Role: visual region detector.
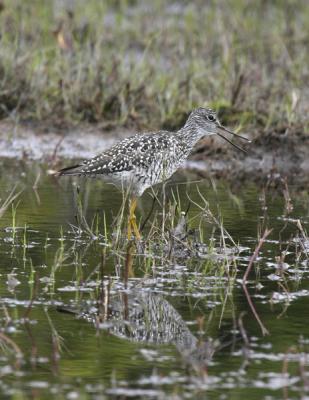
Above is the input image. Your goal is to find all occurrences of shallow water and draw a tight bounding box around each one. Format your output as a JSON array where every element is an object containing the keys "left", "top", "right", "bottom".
[{"left": 0, "top": 160, "right": 309, "bottom": 399}]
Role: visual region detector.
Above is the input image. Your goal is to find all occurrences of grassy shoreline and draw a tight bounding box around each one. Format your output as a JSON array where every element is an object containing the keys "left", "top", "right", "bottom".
[{"left": 0, "top": 0, "right": 308, "bottom": 134}]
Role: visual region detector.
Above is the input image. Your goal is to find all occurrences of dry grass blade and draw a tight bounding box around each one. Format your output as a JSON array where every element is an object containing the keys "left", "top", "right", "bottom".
[
  {"left": 296, "top": 219, "right": 309, "bottom": 257},
  {"left": 0, "top": 185, "right": 23, "bottom": 218},
  {"left": 242, "top": 228, "right": 272, "bottom": 336},
  {"left": 187, "top": 185, "right": 238, "bottom": 248}
]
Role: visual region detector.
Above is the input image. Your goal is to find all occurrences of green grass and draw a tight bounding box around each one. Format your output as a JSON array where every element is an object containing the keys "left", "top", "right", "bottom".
[{"left": 0, "top": 0, "right": 308, "bottom": 132}]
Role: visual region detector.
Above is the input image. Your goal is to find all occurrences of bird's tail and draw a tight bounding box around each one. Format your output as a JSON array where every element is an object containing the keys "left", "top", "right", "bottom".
[{"left": 54, "top": 164, "right": 84, "bottom": 177}]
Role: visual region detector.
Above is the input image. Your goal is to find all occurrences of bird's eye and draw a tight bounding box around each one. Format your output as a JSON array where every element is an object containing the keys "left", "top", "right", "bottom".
[{"left": 207, "top": 114, "right": 215, "bottom": 122}]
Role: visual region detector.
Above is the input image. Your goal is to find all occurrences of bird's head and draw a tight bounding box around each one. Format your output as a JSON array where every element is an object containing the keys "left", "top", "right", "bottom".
[
  {"left": 185, "top": 107, "right": 250, "bottom": 152},
  {"left": 186, "top": 107, "right": 218, "bottom": 136}
]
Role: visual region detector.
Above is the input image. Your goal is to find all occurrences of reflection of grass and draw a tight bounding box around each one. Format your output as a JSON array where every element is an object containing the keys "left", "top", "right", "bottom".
[{"left": 0, "top": 1, "right": 308, "bottom": 132}]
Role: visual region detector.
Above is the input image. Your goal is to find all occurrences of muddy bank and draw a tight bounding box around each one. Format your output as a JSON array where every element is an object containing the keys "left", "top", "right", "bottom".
[
  {"left": 0, "top": 120, "right": 308, "bottom": 184},
  {"left": 0, "top": 121, "right": 129, "bottom": 160},
  {"left": 191, "top": 124, "right": 309, "bottom": 185}
]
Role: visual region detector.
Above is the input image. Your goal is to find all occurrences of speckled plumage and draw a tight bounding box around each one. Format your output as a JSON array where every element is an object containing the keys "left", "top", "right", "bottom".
[{"left": 58, "top": 108, "right": 237, "bottom": 196}]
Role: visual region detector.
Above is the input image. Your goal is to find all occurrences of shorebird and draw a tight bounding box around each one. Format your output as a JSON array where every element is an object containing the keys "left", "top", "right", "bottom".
[{"left": 57, "top": 107, "right": 249, "bottom": 240}]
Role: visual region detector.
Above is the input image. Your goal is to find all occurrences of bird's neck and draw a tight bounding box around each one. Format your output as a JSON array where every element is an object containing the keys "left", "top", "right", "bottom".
[{"left": 176, "top": 123, "right": 205, "bottom": 148}]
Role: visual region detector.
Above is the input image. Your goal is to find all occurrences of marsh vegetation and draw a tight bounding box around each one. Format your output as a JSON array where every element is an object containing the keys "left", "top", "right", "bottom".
[{"left": 0, "top": 0, "right": 308, "bottom": 131}]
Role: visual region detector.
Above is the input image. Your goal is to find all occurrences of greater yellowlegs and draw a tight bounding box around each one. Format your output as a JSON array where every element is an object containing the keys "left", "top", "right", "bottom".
[{"left": 57, "top": 108, "right": 249, "bottom": 239}]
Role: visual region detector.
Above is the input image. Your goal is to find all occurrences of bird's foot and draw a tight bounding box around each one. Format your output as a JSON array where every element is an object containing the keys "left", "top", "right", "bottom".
[{"left": 127, "top": 215, "right": 141, "bottom": 241}]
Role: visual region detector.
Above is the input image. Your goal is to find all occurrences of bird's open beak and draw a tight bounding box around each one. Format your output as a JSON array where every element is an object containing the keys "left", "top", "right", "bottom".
[{"left": 215, "top": 123, "right": 251, "bottom": 153}]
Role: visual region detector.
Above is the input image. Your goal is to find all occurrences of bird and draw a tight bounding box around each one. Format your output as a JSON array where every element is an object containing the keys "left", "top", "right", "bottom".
[{"left": 57, "top": 107, "right": 250, "bottom": 240}]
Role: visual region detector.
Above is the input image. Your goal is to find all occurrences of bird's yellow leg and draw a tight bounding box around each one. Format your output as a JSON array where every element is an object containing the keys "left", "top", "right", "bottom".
[
  {"left": 127, "top": 219, "right": 132, "bottom": 241},
  {"left": 132, "top": 217, "right": 141, "bottom": 241},
  {"left": 127, "top": 197, "right": 141, "bottom": 241}
]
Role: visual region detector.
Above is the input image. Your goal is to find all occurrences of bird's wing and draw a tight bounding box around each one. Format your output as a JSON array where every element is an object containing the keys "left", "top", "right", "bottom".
[
  {"left": 57, "top": 132, "right": 172, "bottom": 176},
  {"left": 113, "top": 131, "right": 173, "bottom": 171}
]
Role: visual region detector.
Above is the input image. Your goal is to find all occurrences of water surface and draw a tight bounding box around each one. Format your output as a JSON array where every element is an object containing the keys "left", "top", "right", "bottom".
[{"left": 0, "top": 160, "right": 308, "bottom": 399}]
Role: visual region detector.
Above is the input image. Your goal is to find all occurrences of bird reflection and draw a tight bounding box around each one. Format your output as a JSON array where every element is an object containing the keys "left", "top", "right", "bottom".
[
  {"left": 59, "top": 288, "right": 217, "bottom": 374},
  {"left": 58, "top": 242, "right": 219, "bottom": 374}
]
